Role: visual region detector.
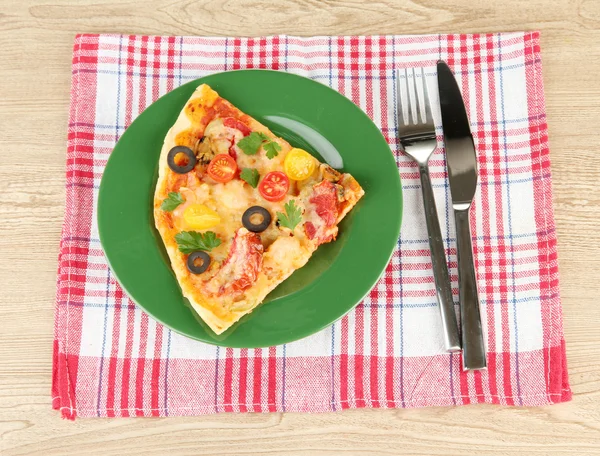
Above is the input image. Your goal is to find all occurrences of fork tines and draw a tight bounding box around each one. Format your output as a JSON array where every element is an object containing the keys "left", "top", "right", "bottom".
[{"left": 396, "top": 67, "right": 434, "bottom": 133}]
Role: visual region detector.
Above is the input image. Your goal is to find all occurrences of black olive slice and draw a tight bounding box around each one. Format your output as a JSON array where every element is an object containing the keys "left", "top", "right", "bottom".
[
  {"left": 242, "top": 206, "right": 272, "bottom": 233},
  {"left": 167, "top": 146, "right": 197, "bottom": 174},
  {"left": 187, "top": 251, "right": 211, "bottom": 274}
]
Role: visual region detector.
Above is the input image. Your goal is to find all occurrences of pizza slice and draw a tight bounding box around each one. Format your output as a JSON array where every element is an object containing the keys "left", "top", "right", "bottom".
[{"left": 154, "top": 84, "right": 364, "bottom": 334}]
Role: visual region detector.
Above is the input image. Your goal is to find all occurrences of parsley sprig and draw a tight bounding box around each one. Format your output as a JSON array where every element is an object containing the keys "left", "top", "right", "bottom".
[
  {"left": 236, "top": 131, "right": 281, "bottom": 159},
  {"left": 175, "top": 231, "right": 221, "bottom": 254},
  {"left": 276, "top": 200, "right": 302, "bottom": 231},
  {"left": 160, "top": 192, "right": 185, "bottom": 211},
  {"left": 240, "top": 168, "right": 260, "bottom": 188},
  {"left": 263, "top": 141, "right": 282, "bottom": 159}
]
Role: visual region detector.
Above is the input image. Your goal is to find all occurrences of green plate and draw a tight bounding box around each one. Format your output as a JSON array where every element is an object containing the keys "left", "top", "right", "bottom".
[{"left": 98, "top": 70, "right": 402, "bottom": 348}]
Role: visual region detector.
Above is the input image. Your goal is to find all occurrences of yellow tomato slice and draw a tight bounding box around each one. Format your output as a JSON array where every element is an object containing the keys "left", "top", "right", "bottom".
[
  {"left": 183, "top": 204, "right": 221, "bottom": 230},
  {"left": 284, "top": 148, "right": 316, "bottom": 181}
]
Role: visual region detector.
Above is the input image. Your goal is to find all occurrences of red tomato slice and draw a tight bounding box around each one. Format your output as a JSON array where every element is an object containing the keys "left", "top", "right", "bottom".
[
  {"left": 222, "top": 117, "right": 251, "bottom": 136},
  {"left": 304, "top": 221, "right": 317, "bottom": 240},
  {"left": 207, "top": 154, "right": 237, "bottom": 183},
  {"left": 216, "top": 229, "right": 263, "bottom": 297},
  {"left": 309, "top": 180, "right": 338, "bottom": 226},
  {"left": 258, "top": 171, "right": 290, "bottom": 202}
]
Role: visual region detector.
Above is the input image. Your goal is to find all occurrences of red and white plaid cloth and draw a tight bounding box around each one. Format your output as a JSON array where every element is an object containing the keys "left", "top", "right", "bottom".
[{"left": 53, "top": 32, "right": 571, "bottom": 419}]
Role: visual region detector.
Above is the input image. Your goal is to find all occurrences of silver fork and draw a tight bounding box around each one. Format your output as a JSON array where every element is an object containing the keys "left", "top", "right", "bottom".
[{"left": 396, "top": 67, "right": 461, "bottom": 352}]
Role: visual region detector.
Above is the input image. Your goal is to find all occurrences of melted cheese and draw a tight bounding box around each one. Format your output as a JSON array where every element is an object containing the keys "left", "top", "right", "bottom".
[{"left": 210, "top": 180, "right": 253, "bottom": 211}]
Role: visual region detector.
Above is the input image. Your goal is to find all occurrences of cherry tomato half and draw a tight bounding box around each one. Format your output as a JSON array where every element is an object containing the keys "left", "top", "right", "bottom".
[
  {"left": 207, "top": 154, "right": 237, "bottom": 183},
  {"left": 258, "top": 171, "right": 290, "bottom": 202},
  {"left": 284, "top": 148, "right": 316, "bottom": 181}
]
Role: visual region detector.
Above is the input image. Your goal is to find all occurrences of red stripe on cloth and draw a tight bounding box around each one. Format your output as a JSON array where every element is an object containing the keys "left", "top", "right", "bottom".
[
  {"left": 76, "top": 55, "right": 98, "bottom": 64},
  {"left": 350, "top": 36, "right": 360, "bottom": 112},
  {"left": 459, "top": 369, "right": 470, "bottom": 405},
  {"left": 79, "top": 41, "right": 99, "bottom": 51},
  {"left": 223, "top": 348, "right": 234, "bottom": 412},
  {"left": 473, "top": 32, "right": 500, "bottom": 404},
  {"left": 152, "top": 36, "right": 161, "bottom": 102},
  {"left": 66, "top": 156, "right": 94, "bottom": 168},
  {"left": 150, "top": 357, "right": 161, "bottom": 417},
  {"left": 167, "top": 36, "right": 176, "bottom": 92},
  {"left": 120, "top": 317, "right": 135, "bottom": 416},
  {"left": 268, "top": 346, "right": 277, "bottom": 412},
  {"left": 252, "top": 349, "right": 263, "bottom": 412},
  {"left": 232, "top": 37, "right": 241, "bottom": 70},
  {"left": 502, "top": 351, "right": 514, "bottom": 405},
  {"left": 105, "top": 284, "right": 123, "bottom": 417},
  {"left": 150, "top": 324, "right": 164, "bottom": 417},
  {"left": 134, "top": 313, "right": 149, "bottom": 416},
  {"left": 238, "top": 348, "right": 248, "bottom": 412},
  {"left": 271, "top": 36, "right": 280, "bottom": 70},
  {"left": 125, "top": 35, "right": 135, "bottom": 128},
  {"left": 247, "top": 37, "right": 255, "bottom": 69},
  {"left": 339, "top": 335, "right": 349, "bottom": 409},
  {"left": 354, "top": 352, "right": 365, "bottom": 408},
  {"left": 370, "top": 355, "right": 379, "bottom": 407},
  {"left": 52, "top": 340, "right": 78, "bottom": 420},
  {"left": 354, "top": 308, "right": 366, "bottom": 408},
  {"left": 364, "top": 36, "right": 374, "bottom": 120},
  {"left": 139, "top": 35, "right": 149, "bottom": 110},
  {"left": 67, "top": 130, "right": 96, "bottom": 141},
  {"left": 485, "top": 33, "right": 515, "bottom": 405},
  {"left": 337, "top": 36, "right": 345, "bottom": 93},
  {"left": 365, "top": 35, "right": 373, "bottom": 72},
  {"left": 558, "top": 341, "right": 572, "bottom": 402},
  {"left": 473, "top": 370, "right": 485, "bottom": 403},
  {"left": 384, "top": 262, "right": 395, "bottom": 407},
  {"left": 68, "top": 169, "right": 95, "bottom": 180},
  {"left": 259, "top": 36, "right": 267, "bottom": 69},
  {"left": 369, "top": 288, "right": 379, "bottom": 406}
]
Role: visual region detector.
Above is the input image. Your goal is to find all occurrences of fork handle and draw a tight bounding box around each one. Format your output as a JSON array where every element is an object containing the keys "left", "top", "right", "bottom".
[
  {"left": 418, "top": 164, "right": 461, "bottom": 352},
  {"left": 454, "top": 208, "right": 487, "bottom": 370}
]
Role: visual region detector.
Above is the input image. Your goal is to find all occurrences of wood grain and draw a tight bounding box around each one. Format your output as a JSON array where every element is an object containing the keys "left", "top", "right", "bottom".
[{"left": 1, "top": 0, "right": 600, "bottom": 454}]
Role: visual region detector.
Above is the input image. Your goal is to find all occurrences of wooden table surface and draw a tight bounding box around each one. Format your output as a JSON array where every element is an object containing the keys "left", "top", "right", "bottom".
[{"left": 2, "top": 0, "right": 600, "bottom": 454}]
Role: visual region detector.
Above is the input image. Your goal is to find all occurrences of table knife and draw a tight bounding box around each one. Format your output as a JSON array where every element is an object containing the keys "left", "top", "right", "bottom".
[{"left": 437, "top": 61, "right": 487, "bottom": 370}]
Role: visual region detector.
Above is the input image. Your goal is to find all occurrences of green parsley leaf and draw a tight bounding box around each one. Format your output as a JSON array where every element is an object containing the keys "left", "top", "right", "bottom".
[
  {"left": 276, "top": 199, "right": 302, "bottom": 231},
  {"left": 240, "top": 168, "right": 260, "bottom": 188},
  {"left": 237, "top": 131, "right": 268, "bottom": 156},
  {"left": 175, "top": 231, "right": 221, "bottom": 254},
  {"left": 264, "top": 140, "right": 281, "bottom": 159},
  {"left": 236, "top": 131, "right": 280, "bottom": 159},
  {"left": 161, "top": 192, "right": 185, "bottom": 212}
]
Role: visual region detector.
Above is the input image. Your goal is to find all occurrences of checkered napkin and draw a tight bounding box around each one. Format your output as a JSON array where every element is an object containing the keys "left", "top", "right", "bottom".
[{"left": 53, "top": 32, "right": 571, "bottom": 419}]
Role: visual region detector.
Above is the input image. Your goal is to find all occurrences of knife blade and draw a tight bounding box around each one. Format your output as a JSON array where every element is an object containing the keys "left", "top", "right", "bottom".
[{"left": 437, "top": 60, "right": 487, "bottom": 370}]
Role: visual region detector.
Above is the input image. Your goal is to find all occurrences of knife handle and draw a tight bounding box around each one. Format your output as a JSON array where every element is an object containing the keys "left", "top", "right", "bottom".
[
  {"left": 454, "top": 208, "right": 487, "bottom": 370},
  {"left": 418, "top": 164, "right": 461, "bottom": 352}
]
